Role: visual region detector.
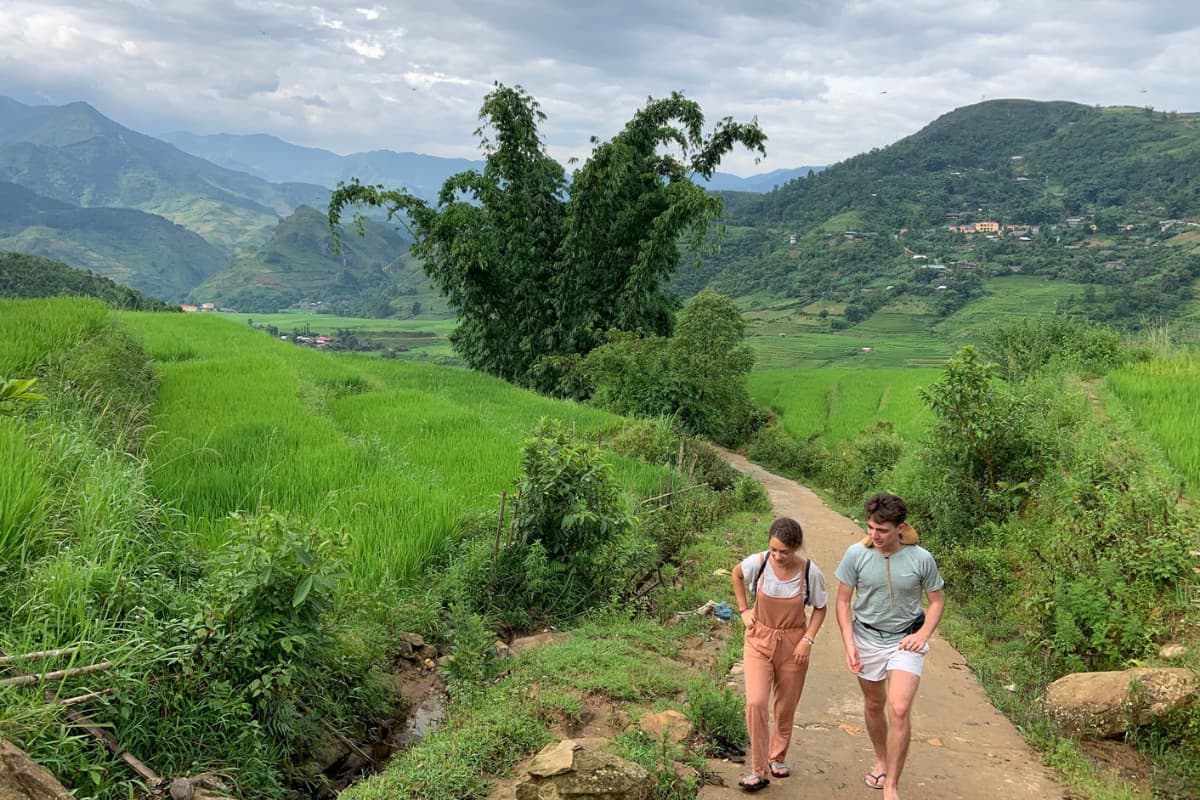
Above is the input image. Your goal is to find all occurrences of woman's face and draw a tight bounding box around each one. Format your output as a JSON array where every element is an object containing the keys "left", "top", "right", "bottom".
[{"left": 768, "top": 536, "right": 798, "bottom": 569}]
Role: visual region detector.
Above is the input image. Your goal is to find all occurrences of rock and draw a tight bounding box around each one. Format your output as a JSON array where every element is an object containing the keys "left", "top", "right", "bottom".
[
  {"left": 510, "top": 631, "right": 567, "bottom": 655},
  {"left": 398, "top": 632, "right": 426, "bottom": 649},
  {"left": 638, "top": 710, "right": 692, "bottom": 744},
  {"left": 0, "top": 739, "right": 71, "bottom": 800},
  {"left": 1043, "top": 668, "right": 1199, "bottom": 737},
  {"left": 422, "top": 658, "right": 436, "bottom": 670},
  {"left": 1159, "top": 643, "right": 1187, "bottom": 661},
  {"left": 419, "top": 644, "right": 439, "bottom": 660},
  {"left": 494, "top": 639, "right": 513, "bottom": 659},
  {"left": 168, "top": 778, "right": 194, "bottom": 800},
  {"left": 395, "top": 640, "right": 415, "bottom": 660},
  {"left": 515, "top": 738, "right": 650, "bottom": 800}
]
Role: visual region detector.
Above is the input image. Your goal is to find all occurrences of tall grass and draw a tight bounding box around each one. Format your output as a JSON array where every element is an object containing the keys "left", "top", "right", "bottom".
[
  {"left": 748, "top": 367, "right": 937, "bottom": 446},
  {"left": 0, "top": 419, "right": 49, "bottom": 567},
  {"left": 0, "top": 297, "right": 110, "bottom": 376},
  {"left": 1105, "top": 350, "right": 1200, "bottom": 488},
  {"left": 121, "top": 313, "right": 666, "bottom": 587}
]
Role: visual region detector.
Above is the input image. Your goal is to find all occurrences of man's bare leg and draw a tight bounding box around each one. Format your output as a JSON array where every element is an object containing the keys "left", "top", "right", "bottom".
[
  {"left": 882, "top": 669, "right": 921, "bottom": 800},
  {"left": 858, "top": 677, "right": 888, "bottom": 788}
]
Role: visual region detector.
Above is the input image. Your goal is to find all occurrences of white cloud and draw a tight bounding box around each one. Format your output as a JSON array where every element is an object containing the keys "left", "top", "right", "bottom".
[
  {"left": 347, "top": 38, "right": 384, "bottom": 59},
  {"left": 0, "top": 1, "right": 1197, "bottom": 172}
]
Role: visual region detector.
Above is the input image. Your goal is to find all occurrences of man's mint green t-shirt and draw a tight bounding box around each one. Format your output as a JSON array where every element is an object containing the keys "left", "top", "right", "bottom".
[{"left": 834, "top": 542, "right": 944, "bottom": 643}]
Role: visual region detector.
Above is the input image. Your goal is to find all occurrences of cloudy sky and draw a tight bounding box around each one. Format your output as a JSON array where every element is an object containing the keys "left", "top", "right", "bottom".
[{"left": 2, "top": 1, "right": 1198, "bottom": 175}]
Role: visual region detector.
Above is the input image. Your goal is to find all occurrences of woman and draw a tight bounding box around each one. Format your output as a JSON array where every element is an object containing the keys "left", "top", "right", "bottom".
[{"left": 731, "top": 516, "right": 828, "bottom": 792}]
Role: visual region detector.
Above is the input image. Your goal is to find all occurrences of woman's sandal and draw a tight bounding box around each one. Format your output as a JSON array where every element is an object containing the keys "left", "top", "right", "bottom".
[
  {"left": 737, "top": 775, "right": 770, "bottom": 792},
  {"left": 769, "top": 762, "right": 790, "bottom": 778},
  {"left": 865, "top": 770, "right": 886, "bottom": 789}
]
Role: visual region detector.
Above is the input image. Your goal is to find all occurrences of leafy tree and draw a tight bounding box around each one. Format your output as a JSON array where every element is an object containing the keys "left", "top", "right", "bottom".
[
  {"left": 584, "top": 289, "right": 761, "bottom": 445},
  {"left": 329, "top": 83, "right": 765, "bottom": 395}
]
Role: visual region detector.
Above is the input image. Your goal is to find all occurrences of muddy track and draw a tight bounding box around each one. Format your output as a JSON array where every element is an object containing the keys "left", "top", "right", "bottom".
[{"left": 699, "top": 450, "right": 1068, "bottom": 799}]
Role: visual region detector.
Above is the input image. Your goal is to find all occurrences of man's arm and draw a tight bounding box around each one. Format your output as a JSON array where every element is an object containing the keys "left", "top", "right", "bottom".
[
  {"left": 899, "top": 588, "right": 945, "bottom": 652},
  {"left": 835, "top": 581, "right": 861, "bottom": 673}
]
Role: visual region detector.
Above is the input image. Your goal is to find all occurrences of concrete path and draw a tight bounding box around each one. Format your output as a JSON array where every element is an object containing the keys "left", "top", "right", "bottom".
[{"left": 699, "top": 451, "right": 1067, "bottom": 800}]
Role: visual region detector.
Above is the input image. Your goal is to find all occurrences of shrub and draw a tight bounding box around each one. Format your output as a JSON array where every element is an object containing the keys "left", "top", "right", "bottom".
[{"left": 685, "top": 679, "right": 747, "bottom": 755}]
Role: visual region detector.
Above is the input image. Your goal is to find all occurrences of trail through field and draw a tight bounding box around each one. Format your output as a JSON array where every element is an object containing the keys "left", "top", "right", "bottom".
[{"left": 700, "top": 450, "right": 1068, "bottom": 800}]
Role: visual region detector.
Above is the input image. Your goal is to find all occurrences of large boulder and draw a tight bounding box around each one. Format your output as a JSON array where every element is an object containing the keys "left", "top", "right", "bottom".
[
  {"left": 0, "top": 740, "right": 71, "bottom": 800},
  {"left": 514, "top": 738, "right": 650, "bottom": 800},
  {"left": 1043, "top": 668, "right": 1199, "bottom": 737}
]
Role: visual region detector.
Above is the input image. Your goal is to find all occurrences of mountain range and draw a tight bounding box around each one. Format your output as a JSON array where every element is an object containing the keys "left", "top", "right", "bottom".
[
  {"left": 160, "top": 131, "right": 821, "bottom": 197},
  {"left": 0, "top": 97, "right": 328, "bottom": 253},
  {"left": 3, "top": 94, "right": 1198, "bottom": 330}
]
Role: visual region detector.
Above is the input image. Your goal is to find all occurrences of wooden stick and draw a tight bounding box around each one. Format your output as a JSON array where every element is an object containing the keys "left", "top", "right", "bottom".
[
  {"left": 0, "top": 646, "right": 79, "bottom": 665},
  {"left": 0, "top": 661, "right": 113, "bottom": 687},
  {"left": 60, "top": 705, "right": 162, "bottom": 785},
  {"left": 318, "top": 717, "right": 376, "bottom": 766},
  {"left": 55, "top": 688, "right": 114, "bottom": 707},
  {"left": 506, "top": 488, "right": 522, "bottom": 547},
  {"left": 490, "top": 490, "right": 508, "bottom": 586}
]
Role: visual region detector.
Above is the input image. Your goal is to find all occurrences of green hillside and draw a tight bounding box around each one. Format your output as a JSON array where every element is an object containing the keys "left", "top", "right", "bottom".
[
  {"left": 687, "top": 100, "right": 1200, "bottom": 331},
  {"left": 0, "top": 251, "right": 178, "bottom": 310},
  {"left": 0, "top": 181, "right": 228, "bottom": 299},
  {"left": 191, "top": 205, "right": 422, "bottom": 314},
  {"left": 0, "top": 98, "right": 329, "bottom": 252}
]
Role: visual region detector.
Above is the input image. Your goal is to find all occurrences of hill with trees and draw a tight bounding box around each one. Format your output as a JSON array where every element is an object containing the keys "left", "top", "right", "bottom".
[
  {"left": 0, "top": 250, "right": 177, "bottom": 310},
  {"left": 191, "top": 205, "right": 421, "bottom": 315},
  {"left": 0, "top": 96, "right": 329, "bottom": 252},
  {"left": 0, "top": 181, "right": 227, "bottom": 300},
  {"left": 682, "top": 100, "right": 1200, "bottom": 328}
]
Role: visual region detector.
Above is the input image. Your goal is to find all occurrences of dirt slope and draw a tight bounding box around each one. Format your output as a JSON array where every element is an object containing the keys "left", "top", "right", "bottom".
[{"left": 700, "top": 451, "right": 1067, "bottom": 799}]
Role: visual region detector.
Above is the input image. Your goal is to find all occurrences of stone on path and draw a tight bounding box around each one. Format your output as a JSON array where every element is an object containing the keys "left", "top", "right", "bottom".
[
  {"left": 515, "top": 739, "right": 649, "bottom": 800},
  {"left": 1043, "top": 668, "right": 1199, "bottom": 737}
]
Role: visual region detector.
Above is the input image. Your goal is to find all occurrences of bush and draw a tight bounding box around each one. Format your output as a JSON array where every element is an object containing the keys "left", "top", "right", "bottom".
[
  {"left": 981, "top": 316, "right": 1127, "bottom": 381},
  {"left": 745, "top": 424, "right": 827, "bottom": 478},
  {"left": 685, "top": 680, "right": 747, "bottom": 755}
]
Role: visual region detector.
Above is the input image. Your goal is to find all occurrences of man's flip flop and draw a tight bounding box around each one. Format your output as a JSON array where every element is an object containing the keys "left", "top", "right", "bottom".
[
  {"left": 865, "top": 770, "right": 886, "bottom": 789},
  {"left": 738, "top": 775, "right": 770, "bottom": 792},
  {"left": 769, "top": 762, "right": 790, "bottom": 778}
]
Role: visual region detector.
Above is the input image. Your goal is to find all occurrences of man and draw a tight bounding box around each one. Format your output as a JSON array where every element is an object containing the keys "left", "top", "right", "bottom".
[{"left": 835, "top": 493, "right": 944, "bottom": 800}]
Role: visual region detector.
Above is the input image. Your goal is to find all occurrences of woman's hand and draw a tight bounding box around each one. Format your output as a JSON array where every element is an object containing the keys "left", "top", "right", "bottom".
[
  {"left": 740, "top": 608, "right": 755, "bottom": 628},
  {"left": 792, "top": 638, "right": 812, "bottom": 664},
  {"left": 898, "top": 634, "right": 929, "bottom": 652}
]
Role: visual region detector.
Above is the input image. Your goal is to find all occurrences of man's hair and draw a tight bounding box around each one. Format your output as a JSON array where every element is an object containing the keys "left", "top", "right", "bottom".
[
  {"left": 768, "top": 517, "right": 804, "bottom": 549},
  {"left": 864, "top": 492, "right": 907, "bottom": 525}
]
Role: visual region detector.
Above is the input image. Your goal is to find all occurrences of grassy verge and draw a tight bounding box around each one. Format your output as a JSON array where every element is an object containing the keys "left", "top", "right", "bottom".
[{"left": 343, "top": 509, "right": 770, "bottom": 800}]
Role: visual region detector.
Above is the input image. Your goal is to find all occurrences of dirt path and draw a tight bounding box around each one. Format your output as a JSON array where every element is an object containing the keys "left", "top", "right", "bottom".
[{"left": 700, "top": 451, "right": 1068, "bottom": 800}]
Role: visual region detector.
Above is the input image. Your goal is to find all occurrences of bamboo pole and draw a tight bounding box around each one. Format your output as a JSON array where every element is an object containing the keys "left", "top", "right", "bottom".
[
  {"left": 490, "top": 490, "right": 508, "bottom": 586},
  {"left": 0, "top": 661, "right": 113, "bottom": 688},
  {"left": 55, "top": 688, "right": 114, "bottom": 707},
  {"left": 0, "top": 646, "right": 79, "bottom": 665}
]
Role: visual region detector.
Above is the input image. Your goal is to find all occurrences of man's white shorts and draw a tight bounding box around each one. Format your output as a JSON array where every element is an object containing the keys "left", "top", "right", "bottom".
[{"left": 854, "top": 630, "right": 930, "bottom": 682}]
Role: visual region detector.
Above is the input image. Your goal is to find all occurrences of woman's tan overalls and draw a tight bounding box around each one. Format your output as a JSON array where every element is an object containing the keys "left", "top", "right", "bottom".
[{"left": 744, "top": 557, "right": 811, "bottom": 779}]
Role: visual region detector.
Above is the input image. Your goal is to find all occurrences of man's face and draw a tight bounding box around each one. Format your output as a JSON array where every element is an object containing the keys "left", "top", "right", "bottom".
[{"left": 866, "top": 517, "right": 900, "bottom": 550}]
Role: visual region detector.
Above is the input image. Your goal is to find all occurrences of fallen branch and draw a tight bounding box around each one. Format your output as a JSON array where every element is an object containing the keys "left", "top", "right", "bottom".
[
  {"left": 0, "top": 646, "right": 80, "bottom": 665},
  {"left": 0, "top": 660, "right": 113, "bottom": 687}
]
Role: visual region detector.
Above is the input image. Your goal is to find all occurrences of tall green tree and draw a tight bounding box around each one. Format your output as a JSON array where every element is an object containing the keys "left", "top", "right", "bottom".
[{"left": 329, "top": 83, "right": 765, "bottom": 394}]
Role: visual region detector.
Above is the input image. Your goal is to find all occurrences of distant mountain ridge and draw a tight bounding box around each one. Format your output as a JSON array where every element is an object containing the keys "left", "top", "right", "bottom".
[
  {"left": 161, "top": 130, "right": 821, "bottom": 199},
  {"left": 191, "top": 204, "right": 422, "bottom": 315},
  {"left": 0, "top": 180, "right": 227, "bottom": 300},
  {"left": 0, "top": 96, "right": 329, "bottom": 252}
]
